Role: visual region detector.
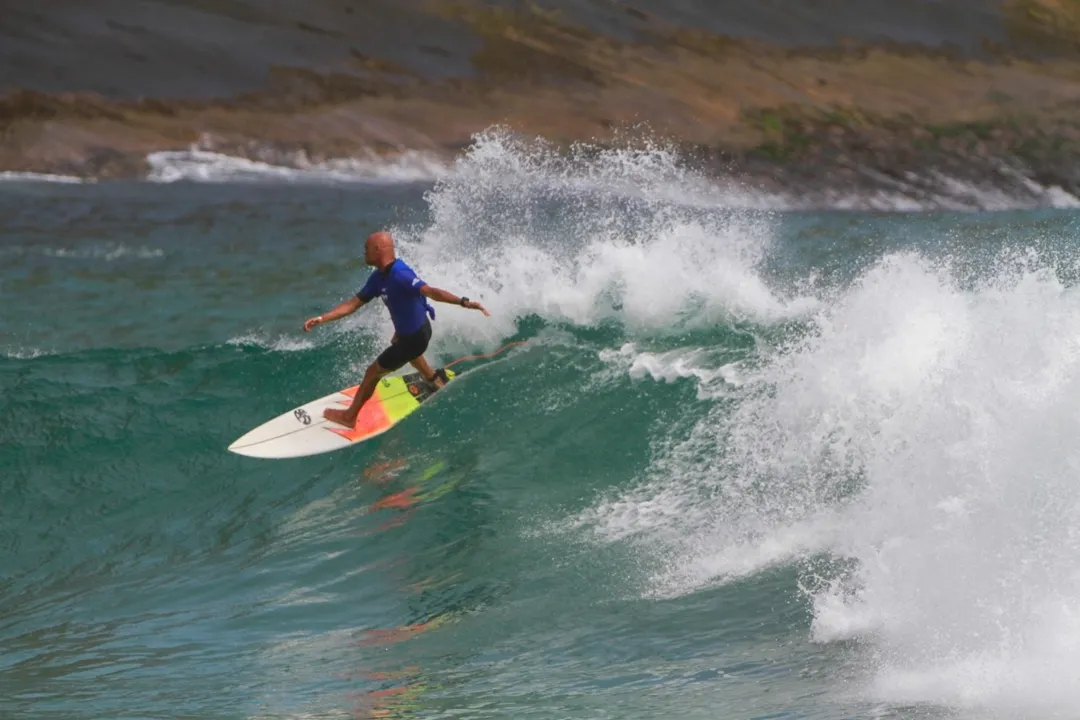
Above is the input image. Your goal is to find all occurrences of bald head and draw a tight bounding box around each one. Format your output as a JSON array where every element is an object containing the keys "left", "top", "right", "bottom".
[{"left": 365, "top": 231, "right": 395, "bottom": 269}]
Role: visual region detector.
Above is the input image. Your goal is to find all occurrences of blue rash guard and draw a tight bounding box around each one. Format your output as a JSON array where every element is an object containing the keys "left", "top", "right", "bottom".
[{"left": 356, "top": 259, "right": 435, "bottom": 335}]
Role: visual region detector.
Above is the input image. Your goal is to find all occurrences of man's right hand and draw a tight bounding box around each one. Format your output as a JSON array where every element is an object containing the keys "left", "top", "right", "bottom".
[{"left": 303, "top": 316, "right": 323, "bottom": 332}]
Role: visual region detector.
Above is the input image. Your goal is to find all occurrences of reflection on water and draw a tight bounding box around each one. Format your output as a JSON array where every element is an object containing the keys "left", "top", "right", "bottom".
[
  {"left": 358, "top": 453, "right": 464, "bottom": 534},
  {"left": 348, "top": 666, "right": 434, "bottom": 719},
  {"left": 331, "top": 447, "right": 484, "bottom": 718}
]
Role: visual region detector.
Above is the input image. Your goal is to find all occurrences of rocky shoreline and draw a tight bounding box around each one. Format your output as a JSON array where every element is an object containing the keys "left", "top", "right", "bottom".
[
  {"left": 700, "top": 109, "right": 1080, "bottom": 209},
  {"left": 5, "top": 2, "right": 1080, "bottom": 209}
]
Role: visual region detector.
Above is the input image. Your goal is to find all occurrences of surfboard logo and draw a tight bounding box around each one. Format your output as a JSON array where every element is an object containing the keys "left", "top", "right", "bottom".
[{"left": 294, "top": 409, "right": 312, "bottom": 425}]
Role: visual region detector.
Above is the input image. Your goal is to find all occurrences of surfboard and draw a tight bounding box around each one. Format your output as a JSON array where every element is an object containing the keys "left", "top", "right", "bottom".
[{"left": 228, "top": 368, "right": 457, "bottom": 460}]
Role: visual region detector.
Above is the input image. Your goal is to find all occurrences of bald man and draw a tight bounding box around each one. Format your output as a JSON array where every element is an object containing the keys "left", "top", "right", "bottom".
[{"left": 304, "top": 231, "right": 490, "bottom": 428}]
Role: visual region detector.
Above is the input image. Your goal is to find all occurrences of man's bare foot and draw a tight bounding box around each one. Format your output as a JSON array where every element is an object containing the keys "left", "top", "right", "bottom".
[{"left": 324, "top": 407, "right": 358, "bottom": 426}]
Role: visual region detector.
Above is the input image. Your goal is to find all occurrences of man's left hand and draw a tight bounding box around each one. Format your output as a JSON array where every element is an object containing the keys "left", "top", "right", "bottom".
[{"left": 464, "top": 300, "right": 491, "bottom": 317}]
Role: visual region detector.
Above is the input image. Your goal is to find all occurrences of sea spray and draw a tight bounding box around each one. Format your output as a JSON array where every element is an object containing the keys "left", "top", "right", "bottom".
[
  {"left": 569, "top": 245, "right": 1080, "bottom": 715},
  {"left": 391, "top": 129, "right": 816, "bottom": 346}
]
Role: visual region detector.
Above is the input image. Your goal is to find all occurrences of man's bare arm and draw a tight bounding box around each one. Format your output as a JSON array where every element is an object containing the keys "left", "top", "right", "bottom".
[
  {"left": 304, "top": 296, "right": 365, "bottom": 331},
  {"left": 419, "top": 285, "right": 491, "bottom": 316}
]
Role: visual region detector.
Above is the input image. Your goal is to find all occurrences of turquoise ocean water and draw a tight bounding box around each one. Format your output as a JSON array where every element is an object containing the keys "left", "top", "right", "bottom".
[{"left": 6, "top": 136, "right": 1080, "bottom": 720}]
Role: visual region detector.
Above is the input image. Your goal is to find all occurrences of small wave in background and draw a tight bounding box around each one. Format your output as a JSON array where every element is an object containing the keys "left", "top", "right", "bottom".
[{"left": 146, "top": 148, "right": 450, "bottom": 185}]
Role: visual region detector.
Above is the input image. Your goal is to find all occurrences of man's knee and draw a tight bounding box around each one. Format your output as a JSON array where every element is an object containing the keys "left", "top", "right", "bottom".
[{"left": 365, "top": 361, "right": 390, "bottom": 381}]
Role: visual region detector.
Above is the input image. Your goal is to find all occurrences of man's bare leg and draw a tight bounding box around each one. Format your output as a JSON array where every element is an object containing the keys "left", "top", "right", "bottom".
[
  {"left": 324, "top": 360, "right": 389, "bottom": 426},
  {"left": 410, "top": 355, "right": 445, "bottom": 388}
]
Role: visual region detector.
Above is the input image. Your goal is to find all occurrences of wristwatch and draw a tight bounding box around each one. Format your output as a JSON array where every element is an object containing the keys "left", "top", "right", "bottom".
[{"left": 459, "top": 296, "right": 469, "bottom": 306}]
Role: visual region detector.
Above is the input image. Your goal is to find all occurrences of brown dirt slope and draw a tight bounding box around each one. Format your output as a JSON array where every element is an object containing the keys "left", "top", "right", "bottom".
[{"left": 4, "top": 0, "right": 1080, "bottom": 198}]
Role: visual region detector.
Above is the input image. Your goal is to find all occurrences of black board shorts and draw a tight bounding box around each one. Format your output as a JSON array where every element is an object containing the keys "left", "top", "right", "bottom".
[{"left": 377, "top": 319, "right": 432, "bottom": 372}]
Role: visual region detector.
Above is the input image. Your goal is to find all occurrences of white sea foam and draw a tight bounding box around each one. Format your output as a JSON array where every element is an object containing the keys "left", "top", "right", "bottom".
[
  {"left": 386, "top": 129, "right": 817, "bottom": 355},
  {"left": 146, "top": 149, "right": 447, "bottom": 184},
  {"left": 0, "top": 171, "right": 87, "bottom": 184},
  {"left": 227, "top": 333, "right": 315, "bottom": 353},
  {"left": 0, "top": 346, "right": 52, "bottom": 359},
  {"left": 41, "top": 244, "right": 165, "bottom": 261},
  {"left": 565, "top": 241, "right": 1080, "bottom": 716}
]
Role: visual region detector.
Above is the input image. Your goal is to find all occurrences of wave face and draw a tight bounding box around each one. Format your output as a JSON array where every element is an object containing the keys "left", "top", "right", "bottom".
[{"left": 4, "top": 133, "right": 1080, "bottom": 720}]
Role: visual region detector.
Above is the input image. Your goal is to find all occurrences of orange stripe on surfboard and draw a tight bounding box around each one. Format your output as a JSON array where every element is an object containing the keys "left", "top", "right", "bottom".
[{"left": 326, "top": 390, "right": 393, "bottom": 441}]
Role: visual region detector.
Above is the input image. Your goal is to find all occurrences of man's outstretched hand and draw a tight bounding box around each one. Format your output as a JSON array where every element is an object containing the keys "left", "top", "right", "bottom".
[{"left": 464, "top": 300, "right": 491, "bottom": 317}]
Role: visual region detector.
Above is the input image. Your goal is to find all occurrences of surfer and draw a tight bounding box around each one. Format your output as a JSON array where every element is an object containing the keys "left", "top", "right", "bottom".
[{"left": 303, "top": 231, "right": 490, "bottom": 427}]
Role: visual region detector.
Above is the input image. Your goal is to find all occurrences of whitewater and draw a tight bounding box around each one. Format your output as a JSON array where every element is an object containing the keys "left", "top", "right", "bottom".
[{"left": 3, "top": 130, "right": 1080, "bottom": 720}]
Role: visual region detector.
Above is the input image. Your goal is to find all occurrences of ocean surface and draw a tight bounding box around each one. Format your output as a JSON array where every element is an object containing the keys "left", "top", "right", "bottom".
[{"left": 5, "top": 133, "right": 1080, "bottom": 720}]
